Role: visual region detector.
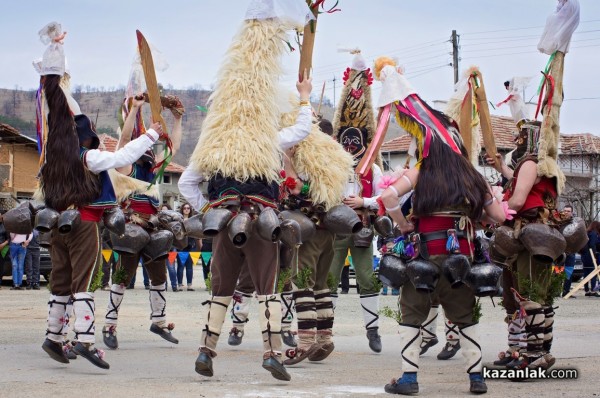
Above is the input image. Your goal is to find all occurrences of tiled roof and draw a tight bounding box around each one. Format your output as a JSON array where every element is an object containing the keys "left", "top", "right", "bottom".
[
  {"left": 98, "top": 134, "right": 185, "bottom": 173},
  {"left": 381, "top": 115, "right": 600, "bottom": 155}
]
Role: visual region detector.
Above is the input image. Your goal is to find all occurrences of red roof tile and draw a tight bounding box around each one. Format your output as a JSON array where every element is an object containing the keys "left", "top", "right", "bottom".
[
  {"left": 381, "top": 115, "right": 600, "bottom": 155},
  {"left": 98, "top": 134, "right": 185, "bottom": 173}
]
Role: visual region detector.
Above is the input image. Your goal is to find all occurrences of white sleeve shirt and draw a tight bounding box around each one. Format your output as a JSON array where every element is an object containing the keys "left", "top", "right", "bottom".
[
  {"left": 83, "top": 129, "right": 159, "bottom": 174},
  {"left": 178, "top": 166, "right": 208, "bottom": 212}
]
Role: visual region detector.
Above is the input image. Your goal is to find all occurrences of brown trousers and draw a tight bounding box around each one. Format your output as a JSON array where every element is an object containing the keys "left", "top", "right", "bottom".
[
  {"left": 118, "top": 253, "right": 167, "bottom": 286},
  {"left": 296, "top": 229, "right": 335, "bottom": 291},
  {"left": 50, "top": 221, "right": 102, "bottom": 296},
  {"left": 400, "top": 254, "right": 476, "bottom": 327},
  {"left": 211, "top": 230, "right": 279, "bottom": 296}
]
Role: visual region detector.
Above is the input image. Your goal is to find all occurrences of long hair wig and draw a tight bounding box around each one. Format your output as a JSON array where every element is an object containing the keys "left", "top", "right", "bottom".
[
  {"left": 412, "top": 110, "right": 489, "bottom": 220},
  {"left": 40, "top": 74, "right": 100, "bottom": 210}
]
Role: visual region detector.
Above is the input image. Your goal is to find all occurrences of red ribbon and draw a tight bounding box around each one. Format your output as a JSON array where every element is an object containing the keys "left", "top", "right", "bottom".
[{"left": 534, "top": 71, "right": 554, "bottom": 120}]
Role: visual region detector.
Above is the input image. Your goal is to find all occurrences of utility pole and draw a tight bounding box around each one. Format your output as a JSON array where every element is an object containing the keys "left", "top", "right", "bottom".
[
  {"left": 332, "top": 75, "right": 337, "bottom": 109},
  {"left": 451, "top": 30, "right": 460, "bottom": 84}
]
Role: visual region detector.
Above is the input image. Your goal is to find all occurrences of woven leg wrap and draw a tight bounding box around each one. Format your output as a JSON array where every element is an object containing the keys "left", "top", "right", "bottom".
[
  {"left": 508, "top": 311, "right": 526, "bottom": 351},
  {"left": 444, "top": 318, "right": 460, "bottom": 346},
  {"left": 73, "top": 292, "right": 96, "bottom": 344},
  {"left": 105, "top": 284, "right": 125, "bottom": 326},
  {"left": 314, "top": 289, "right": 334, "bottom": 344},
  {"left": 258, "top": 294, "right": 283, "bottom": 355},
  {"left": 280, "top": 289, "right": 295, "bottom": 333},
  {"left": 398, "top": 324, "right": 421, "bottom": 373},
  {"left": 330, "top": 293, "right": 338, "bottom": 310},
  {"left": 46, "top": 295, "right": 70, "bottom": 343},
  {"left": 61, "top": 297, "right": 74, "bottom": 341},
  {"left": 459, "top": 323, "right": 482, "bottom": 374},
  {"left": 360, "top": 293, "right": 380, "bottom": 330},
  {"left": 230, "top": 290, "right": 253, "bottom": 333},
  {"left": 522, "top": 301, "right": 545, "bottom": 355},
  {"left": 543, "top": 306, "right": 555, "bottom": 353},
  {"left": 200, "top": 296, "right": 231, "bottom": 353},
  {"left": 149, "top": 283, "right": 167, "bottom": 324},
  {"left": 420, "top": 305, "right": 438, "bottom": 344},
  {"left": 292, "top": 289, "right": 317, "bottom": 349}
]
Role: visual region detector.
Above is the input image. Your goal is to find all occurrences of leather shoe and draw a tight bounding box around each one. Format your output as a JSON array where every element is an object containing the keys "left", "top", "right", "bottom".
[
  {"left": 228, "top": 327, "right": 244, "bottom": 346},
  {"left": 282, "top": 330, "right": 297, "bottom": 347},
  {"left": 366, "top": 328, "right": 382, "bottom": 353},
  {"left": 73, "top": 342, "right": 110, "bottom": 369},
  {"left": 283, "top": 343, "right": 321, "bottom": 365},
  {"left": 102, "top": 325, "right": 119, "bottom": 349},
  {"left": 262, "top": 353, "right": 291, "bottom": 381},
  {"left": 384, "top": 381, "right": 419, "bottom": 394},
  {"left": 150, "top": 323, "right": 179, "bottom": 344},
  {"left": 437, "top": 341, "right": 460, "bottom": 360},
  {"left": 195, "top": 350, "right": 214, "bottom": 377},
  {"left": 42, "top": 338, "right": 70, "bottom": 364},
  {"left": 420, "top": 337, "right": 439, "bottom": 355},
  {"left": 308, "top": 342, "right": 335, "bottom": 362}
]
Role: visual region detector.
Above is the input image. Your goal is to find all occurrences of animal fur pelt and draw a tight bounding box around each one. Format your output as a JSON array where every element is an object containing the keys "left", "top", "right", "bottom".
[
  {"left": 537, "top": 52, "right": 566, "bottom": 194},
  {"left": 293, "top": 124, "right": 354, "bottom": 211},
  {"left": 108, "top": 169, "right": 159, "bottom": 203},
  {"left": 445, "top": 66, "right": 482, "bottom": 164},
  {"left": 189, "top": 19, "right": 287, "bottom": 183}
]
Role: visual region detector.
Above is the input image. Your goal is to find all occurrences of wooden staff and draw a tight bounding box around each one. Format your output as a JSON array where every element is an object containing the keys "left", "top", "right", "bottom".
[
  {"left": 472, "top": 71, "right": 498, "bottom": 166},
  {"left": 136, "top": 30, "right": 167, "bottom": 134},
  {"left": 563, "top": 248, "right": 599, "bottom": 299},
  {"left": 298, "top": 2, "right": 319, "bottom": 80},
  {"left": 459, "top": 81, "right": 474, "bottom": 164},
  {"left": 316, "top": 81, "right": 326, "bottom": 117}
]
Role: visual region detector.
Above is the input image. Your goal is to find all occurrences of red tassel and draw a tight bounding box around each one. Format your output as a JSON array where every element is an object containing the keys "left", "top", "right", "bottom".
[{"left": 376, "top": 197, "right": 386, "bottom": 217}]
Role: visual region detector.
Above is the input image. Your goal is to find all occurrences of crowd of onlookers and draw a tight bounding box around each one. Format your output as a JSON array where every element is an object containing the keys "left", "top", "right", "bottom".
[
  {"left": 0, "top": 210, "right": 42, "bottom": 290},
  {"left": 99, "top": 202, "right": 212, "bottom": 292}
]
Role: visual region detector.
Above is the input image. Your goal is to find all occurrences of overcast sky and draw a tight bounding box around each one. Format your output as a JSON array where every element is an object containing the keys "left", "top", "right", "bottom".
[{"left": 1, "top": 0, "right": 599, "bottom": 135}]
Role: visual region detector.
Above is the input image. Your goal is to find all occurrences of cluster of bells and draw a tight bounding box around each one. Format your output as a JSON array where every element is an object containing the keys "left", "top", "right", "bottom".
[
  {"left": 377, "top": 215, "right": 588, "bottom": 298},
  {"left": 1, "top": 201, "right": 370, "bottom": 263}
]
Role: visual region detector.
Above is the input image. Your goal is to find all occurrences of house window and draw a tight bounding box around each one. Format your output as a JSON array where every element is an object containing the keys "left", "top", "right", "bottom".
[{"left": 162, "top": 174, "right": 172, "bottom": 185}]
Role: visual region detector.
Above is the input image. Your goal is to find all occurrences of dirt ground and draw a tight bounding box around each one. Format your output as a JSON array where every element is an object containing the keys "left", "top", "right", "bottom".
[{"left": 0, "top": 269, "right": 597, "bottom": 397}]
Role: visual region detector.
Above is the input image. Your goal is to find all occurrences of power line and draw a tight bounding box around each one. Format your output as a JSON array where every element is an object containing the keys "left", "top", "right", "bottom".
[{"left": 461, "top": 19, "right": 600, "bottom": 35}]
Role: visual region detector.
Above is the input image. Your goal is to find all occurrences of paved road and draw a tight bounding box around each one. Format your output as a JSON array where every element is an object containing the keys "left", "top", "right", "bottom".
[{"left": 0, "top": 270, "right": 596, "bottom": 397}]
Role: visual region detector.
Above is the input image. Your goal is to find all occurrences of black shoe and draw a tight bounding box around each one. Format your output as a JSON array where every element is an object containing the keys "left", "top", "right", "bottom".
[
  {"left": 420, "top": 337, "right": 439, "bottom": 355},
  {"left": 228, "top": 327, "right": 244, "bottom": 346},
  {"left": 42, "top": 338, "right": 70, "bottom": 364},
  {"left": 73, "top": 342, "right": 110, "bottom": 369},
  {"left": 10, "top": 286, "right": 22, "bottom": 290},
  {"left": 469, "top": 374, "right": 488, "bottom": 394},
  {"left": 187, "top": 286, "right": 195, "bottom": 291},
  {"left": 63, "top": 342, "right": 78, "bottom": 360},
  {"left": 282, "top": 330, "right": 297, "bottom": 348},
  {"left": 145, "top": 285, "right": 150, "bottom": 290},
  {"left": 341, "top": 290, "right": 349, "bottom": 294},
  {"left": 126, "top": 286, "right": 134, "bottom": 290},
  {"left": 262, "top": 354, "right": 291, "bottom": 381},
  {"left": 195, "top": 350, "right": 214, "bottom": 377},
  {"left": 33, "top": 284, "right": 40, "bottom": 290},
  {"left": 102, "top": 325, "right": 119, "bottom": 349},
  {"left": 150, "top": 323, "right": 179, "bottom": 344},
  {"left": 384, "top": 380, "right": 419, "bottom": 395},
  {"left": 437, "top": 341, "right": 461, "bottom": 360},
  {"left": 367, "top": 328, "right": 382, "bottom": 353},
  {"left": 172, "top": 286, "right": 180, "bottom": 292},
  {"left": 26, "top": 284, "right": 33, "bottom": 290}
]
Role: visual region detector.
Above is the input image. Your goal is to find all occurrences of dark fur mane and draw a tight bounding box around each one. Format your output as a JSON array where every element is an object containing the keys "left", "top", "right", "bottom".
[{"left": 40, "top": 75, "right": 101, "bottom": 210}]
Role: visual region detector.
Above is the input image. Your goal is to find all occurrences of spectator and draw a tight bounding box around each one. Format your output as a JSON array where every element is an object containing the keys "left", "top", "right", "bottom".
[
  {"left": 561, "top": 205, "right": 575, "bottom": 297},
  {"left": 176, "top": 203, "right": 198, "bottom": 291},
  {"left": 24, "top": 230, "right": 41, "bottom": 290},
  {"left": 581, "top": 221, "right": 600, "bottom": 297},
  {"left": 0, "top": 212, "right": 8, "bottom": 290},
  {"left": 9, "top": 232, "right": 32, "bottom": 290}
]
